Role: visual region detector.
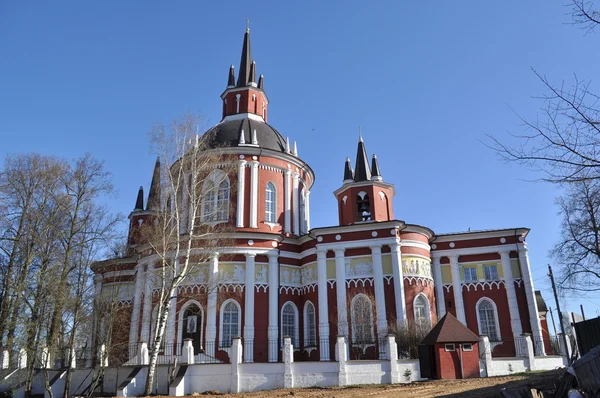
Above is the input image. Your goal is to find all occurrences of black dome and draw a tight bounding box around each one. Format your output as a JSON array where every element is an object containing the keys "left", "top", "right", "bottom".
[{"left": 203, "top": 118, "right": 286, "bottom": 152}]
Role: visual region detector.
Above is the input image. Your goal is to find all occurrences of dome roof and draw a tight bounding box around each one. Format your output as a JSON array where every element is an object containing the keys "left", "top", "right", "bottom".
[{"left": 203, "top": 117, "right": 286, "bottom": 152}]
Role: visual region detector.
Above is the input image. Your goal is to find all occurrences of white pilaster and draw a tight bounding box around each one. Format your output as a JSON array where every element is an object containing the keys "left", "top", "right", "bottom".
[
  {"left": 432, "top": 256, "right": 446, "bottom": 319},
  {"left": 518, "top": 245, "right": 546, "bottom": 355},
  {"left": 292, "top": 173, "right": 300, "bottom": 236},
  {"left": 206, "top": 255, "right": 219, "bottom": 356},
  {"left": 236, "top": 160, "right": 246, "bottom": 228},
  {"left": 249, "top": 160, "right": 259, "bottom": 228},
  {"left": 449, "top": 255, "right": 466, "bottom": 325},
  {"left": 390, "top": 243, "right": 407, "bottom": 325},
  {"left": 267, "top": 252, "right": 279, "bottom": 362},
  {"left": 334, "top": 249, "right": 348, "bottom": 336},
  {"left": 305, "top": 190, "right": 311, "bottom": 231},
  {"left": 317, "top": 248, "right": 330, "bottom": 361},
  {"left": 244, "top": 253, "right": 256, "bottom": 362},
  {"left": 499, "top": 250, "right": 523, "bottom": 338},
  {"left": 182, "top": 172, "right": 190, "bottom": 234},
  {"left": 140, "top": 265, "right": 153, "bottom": 343},
  {"left": 129, "top": 264, "right": 145, "bottom": 348},
  {"left": 284, "top": 169, "right": 292, "bottom": 233},
  {"left": 370, "top": 245, "right": 388, "bottom": 336}
]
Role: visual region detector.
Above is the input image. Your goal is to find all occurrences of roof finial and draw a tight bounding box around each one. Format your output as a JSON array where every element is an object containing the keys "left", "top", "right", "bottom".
[
  {"left": 359, "top": 126, "right": 363, "bottom": 142},
  {"left": 246, "top": 18, "right": 250, "bottom": 32}
]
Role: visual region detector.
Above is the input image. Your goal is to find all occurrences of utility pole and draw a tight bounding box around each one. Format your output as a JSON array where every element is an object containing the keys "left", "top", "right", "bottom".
[
  {"left": 580, "top": 304, "right": 586, "bottom": 321},
  {"left": 548, "top": 265, "right": 569, "bottom": 359},
  {"left": 549, "top": 306, "right": 557, "bottom": 336}
]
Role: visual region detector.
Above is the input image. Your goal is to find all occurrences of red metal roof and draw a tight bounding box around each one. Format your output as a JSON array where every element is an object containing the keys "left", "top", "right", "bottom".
[{"left": 420, "top": 313, "right": 480, "bottom": 345}]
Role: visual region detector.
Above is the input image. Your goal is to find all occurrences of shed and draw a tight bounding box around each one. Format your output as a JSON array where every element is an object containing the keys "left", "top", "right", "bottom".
[{"left": 419, "top": 313, "right": 480, "bottom": 379}]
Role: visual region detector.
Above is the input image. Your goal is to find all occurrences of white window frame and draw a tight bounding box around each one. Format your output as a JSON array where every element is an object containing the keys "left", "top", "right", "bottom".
[
  {"left": 265, "top": 181, "right": 277, "bottom": 224},
  {"left": 219, "top": 299, "right": 241, "bottom": 348},
  {"left": 281, "top": 301, "right": 300, "bottom": 347},
  {"left": 476, "top": 297, "right": 502, "bottom": 342},
  {"left": 463, "top": 267, "right": 478, "bottom": 282},
  {"left": 413, "top": 293, "right": 432, "bottom": 329},
  {"left": 445, "top": 343, "right": 455, "bottom": 352},
  {"left": 350, "top": 293, "right": 374, "bottom": 344},
  {"left": 303, "top": 301, "right": 317, "bottom": 348},
  {"left": 484, "top": 264, "right": 498, "bottom": 281},
  {"left": 177, "top": 300, "right": 204, "bottom": 353},
  {"left": 200, "top": 170, "right": 230, "bottom": 225},
  {"left": 462, "top": 343, "right": 473, "bottom": 351}
]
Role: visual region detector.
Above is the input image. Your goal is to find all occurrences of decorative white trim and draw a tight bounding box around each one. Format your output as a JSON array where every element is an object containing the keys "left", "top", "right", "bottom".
[
  {"left": 462, "top": 280, "right": 505, "bottom": 291},
  {"left": 515, "top": 278, "right": 523, "bottom": 288},
  {"left": 255, "top": 284, "right": 268, "bottom": 293},
  {"left": 279, "top": 286, "right": 303, "bottom": 295},
  {"left": 249, "top": 161, "right": 259, "bottom": 228},
  {"left": 327, "top": 280, "right": 336, "bottom": 288},
  {"left": 302, "top": 283, "right": 317, "bottom": 294},
  {"left": 346, "top": 278, "right": 374, "bottom": 288},
  {"left": 178, "top": 284, "right": 207, "bottom": 295},
  {"left": 404, "top": 276, "right": 434, "bottom": 287},
  {"left": 218, "top": 284, "right": 245, "bottom": 293},
  {"left": 221, "top": 112, "right": 266, "bottom": 123},
  {"left": 384, "top": 275, "right": 393, "bottom": 285},
  {"left": 443, "top": 283, "right": 452, "bottom": 292}
]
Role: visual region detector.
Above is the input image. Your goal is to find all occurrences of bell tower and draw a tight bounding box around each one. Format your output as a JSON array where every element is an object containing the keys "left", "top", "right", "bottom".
[{"left": 333, "top": 135, "right": 395, "bottom": 225}]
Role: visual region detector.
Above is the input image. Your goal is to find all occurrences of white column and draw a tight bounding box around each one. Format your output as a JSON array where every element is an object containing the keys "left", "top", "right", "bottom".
[
  {"left": 249, "top": 160, "right": 259, "bottom": 228},
  {"left": 334, "top": 249, "right": 348, "bottom": 336},
  {"left": 236, "top": 160, "right": 246, "bottom": 228},
  {"left": 390, "top": 243, "right": 406, "bottom": 325},
  {"left": 267, "top": 252, "right": 279, "bottom": 362},
  {"left": 317, "top": 248, "right": 330, "bottom": 361},
  {"left": 206, "top": 255, "right": 219, "bottom": 356},
  {"left": 129, "top": 264, "right": 145, "bottom": 348},
  {"left": 370, "top": 245, "right": 388, "bottom": 336},
  {"left": 292, "top": 173, "right": 300, "bottom": 236},
  {"left": 140, "top": 265, "right": 153, "bottom": 343},
  {"left": 518, "top": 245, "right": 546, "bottom": 355},
  {"left": 244, "top": 253, "right": 256, "bottom": 362},
  {"left": 432, "top": 256, "right": 446, "bottom": 319},
  {"left": 499, "top": 250, "right": 523, "bottom": 339},
  {"left": 284, "top": 169, "right": 292, "bottom": 233},
  {"left": 449, "top": 255, "right": 466, "bottom": 325},
  {"left": 305, "top": 191, "right": 311, "bottom": 231}
]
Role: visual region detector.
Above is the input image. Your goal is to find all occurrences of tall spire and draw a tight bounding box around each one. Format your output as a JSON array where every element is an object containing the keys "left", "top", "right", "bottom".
[
  {"left": 343, "top": 157, "right": 354, "bottom": 183},
  {"left": 354, "top": 135, "right": 372, "bottom": 182},
  {"left": 249, "top": 61, "right": 256, "bottom": 85},
  {"left": 134, "top": 186, "right": 144, "bottom": 210},
  {"left": 236, "top": 27, "right": 253, "bottom": 87},
  {"left": 371, "top": 154, "right": 382, "bottom": 181},
  {"left": 258, "top": 74, "right": 264, "bottom": 90},
  {"left": 227, "top": 65, "right": 235, "bottom": 87},
  {"left": 146, "top": 158, "right": 161, "bottom": 211}
]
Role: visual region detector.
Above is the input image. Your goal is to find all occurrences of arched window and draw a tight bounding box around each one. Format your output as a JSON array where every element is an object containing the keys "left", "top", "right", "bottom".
[
  {"left": 477, "top": 298, "right": 500, "bottom": 342},
  {"left": 304, "top": 301, "right": 317, "bottom": 347},
  {"left": 356, "top": 191, "right": 371, "bottom": 221},
  {"left": 414, "top": 293, "right": 431, "bottom": 330},
  {"left": 220, "top": 300, "right": 241, "bottom": 347},
  {"left": 201, "top": 170, "right": 230, "bottom": 223},
  {"left": 351, "top": 294, "right": 374, "bottom": 343},
  {"left": 179, "top": 301, "right": 204, "bottom": 353},
  {"left": 281, "top": 302, "right": 299, "bottom": 347},
  {"left": 265, "top": 182, "right": 276, "bottom": 223}
]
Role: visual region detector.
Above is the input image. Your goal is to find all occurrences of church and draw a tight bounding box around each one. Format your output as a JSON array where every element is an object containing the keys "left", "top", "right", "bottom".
[{"left": 91, "top": 28, "right": 551, "bottom": 368}]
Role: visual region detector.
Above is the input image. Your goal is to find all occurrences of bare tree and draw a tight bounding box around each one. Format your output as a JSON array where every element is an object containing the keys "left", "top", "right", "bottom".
[
  {"left": 490, "top": 1, "right": 600, "bottom": 292},
  {"left": 141, "top": 114, "right": 235, "bottom": 395}
]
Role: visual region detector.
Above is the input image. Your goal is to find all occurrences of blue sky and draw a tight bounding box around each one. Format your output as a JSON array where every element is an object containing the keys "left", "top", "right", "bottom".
[{"left": 2, "top": 1, "right": 599, "bottom": 318}]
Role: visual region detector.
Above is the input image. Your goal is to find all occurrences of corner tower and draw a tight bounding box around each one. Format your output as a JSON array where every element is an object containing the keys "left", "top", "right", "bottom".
[{"left": 333, "top": 135, "right": 395, "bottom": 225}]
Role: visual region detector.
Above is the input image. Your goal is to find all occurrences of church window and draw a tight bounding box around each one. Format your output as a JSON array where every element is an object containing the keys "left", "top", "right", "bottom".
[
  {"left": 413, "top": 293, "right": 431, "bottom": 329},
  {"left": 356, "top": 191, "right": 371, "bottom": 221},
  {"left": 484, "top": 265, "right": 498, "bottom": 281},
  {"left": 201, "top": 170, "right": 230, "bottom": 223},
  {"left": 281, "top": 302, "right": 299, "bottom": 347},
  {"left": 220, "top": 300, "right": 241, "bottom": 347},
  {"left": 351, "top": 294, "right": 374, "bottom": 343},
  {"left": 477, "top": 298, "right": 500, "bottom": 342},
  {"left": 265, "top": 182, "right": 276, "bottom": 223},
  {"left": 464, "top": 267, "right": 478, "bottom": 282},
  {"left": 304, "top": 301, "right": 316, "bottom": 347}
]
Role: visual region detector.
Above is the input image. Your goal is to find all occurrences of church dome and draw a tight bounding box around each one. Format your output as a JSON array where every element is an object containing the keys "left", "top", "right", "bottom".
[{"left": 203, "top": 117, "right": 287, "bottom": 152}]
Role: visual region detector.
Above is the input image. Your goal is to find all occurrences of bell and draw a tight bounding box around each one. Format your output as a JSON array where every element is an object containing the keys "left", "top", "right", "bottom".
[{"left": 358, "top": 202, "right": 369, "bottom": 213}]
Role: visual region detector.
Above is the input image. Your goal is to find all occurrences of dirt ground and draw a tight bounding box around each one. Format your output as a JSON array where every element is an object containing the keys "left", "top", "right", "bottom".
[{"left": 153, "top": 369, "right": 566, "bottom": 398}]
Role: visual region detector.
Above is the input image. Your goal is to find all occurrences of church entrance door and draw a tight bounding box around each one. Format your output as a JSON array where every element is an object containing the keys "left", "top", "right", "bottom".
[{"left": 182, "top": 304, "right": 203, "bottom": 353}]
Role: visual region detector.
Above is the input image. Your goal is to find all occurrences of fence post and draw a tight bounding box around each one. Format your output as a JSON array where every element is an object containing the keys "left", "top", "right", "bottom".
[
  {"left": 523, "top": 334, "right": 535, "bottom": 371},
  {"left": 139, "top": 342, "right": 149, "bottom": 365},
  {"left": 335, "top": 335, "right": 348, "bottom": 387},
  {"left": 230, "top": 337, "right": 242, "bottom": 393},
  {"left": 388, "top": 335, "right": 400, "bottom": 384},
  {"left": 18, "top": 349, "right": 27, "bottom": 369},
  {"left": 98, "top": 344, "right": 108, "bottom": 368},
  {"left": 41, "top": 347, "right": 51, "bottom": 368},
  {"left": 0, "top": 350, "right": 8, "bottom": 369},
  {"left": 478, "top": 335, "right": 493, "bottom": 377},
  {"left": 283, "top": 336, "right": 294, "bottom": 389},
  {"left": 182, "top": 339, "right": 194, "bottom": 364}
]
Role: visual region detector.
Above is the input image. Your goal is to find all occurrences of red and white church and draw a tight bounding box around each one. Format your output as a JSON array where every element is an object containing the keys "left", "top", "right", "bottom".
[{"left": 92, "top": 29, "right": 552, "bottom": 366}]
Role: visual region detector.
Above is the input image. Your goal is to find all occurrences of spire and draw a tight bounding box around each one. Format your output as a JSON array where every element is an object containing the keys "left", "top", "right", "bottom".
[
  {"left": 146, "top": 158, "right": 161, "bottom": 211},
  {"left": 343, "top": 157, "right": 354, "bottom": 183},
  {"left": 354, "top": 135, "right": 372, "bottom": 182},
  {"left": 134, "top": 186, "right": 144, "bottom": 210},
  {"left": 227, "top": 65, "right": 235, "bottom": 87},
  {"left": 236, "top": 28, "right": 253, "bottom": 87},
  {"left": 239, "top": 129, "right": 246, "bottom": 144},
  {"left": 371, "top": 154, "right": 382, "bottom": 181},
  {"left": 249, "top": 61, "right": 257, "bottom": 86},
  {"left": 258, "top": 74, "right": 264, "bottom": 90}
]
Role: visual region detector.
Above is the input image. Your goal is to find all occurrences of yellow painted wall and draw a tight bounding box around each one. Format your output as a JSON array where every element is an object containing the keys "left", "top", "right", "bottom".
[
  {"left": 441, "top": 265, "right": 451, "bottom": 283},
  {"left": 511, "top": 259, "right": 521, "bottom": 278},
  {"left": 327, "top": 259, "right": 336, "bottom": 279},
  {"left": 382, "top": 254, "right": 393, "bottom": 274}
]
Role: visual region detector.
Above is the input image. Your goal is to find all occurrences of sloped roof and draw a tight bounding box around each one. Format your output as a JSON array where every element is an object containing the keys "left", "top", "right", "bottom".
[
  {"left": 420, "top": 313, "right": 480, "bottom": 345},
  {"left": 535, "top": 291, "right": 548, "bottom": 313}
]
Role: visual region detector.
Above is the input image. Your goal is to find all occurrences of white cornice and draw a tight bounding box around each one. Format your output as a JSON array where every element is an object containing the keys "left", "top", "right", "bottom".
[
  {"left": 332, "top": 180, "right": 396, "bottom": 197},
  {"left": 220, "top": 113, "right": 265, "bottom": 123},
  {"left": 433, "top": 228, "right": 530, "bottom": 242},
  {"left": 220, "top": 86, "right": 270, "bottom": 103},
  {"left": 316, "top": 237, "right": 400, "bottom": 252},
  {"left": 310, "top": 220, "right": 405, "bottom": 236},
  {"left": 431, "top": 244, "right": 521, "bottom": 259}
]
